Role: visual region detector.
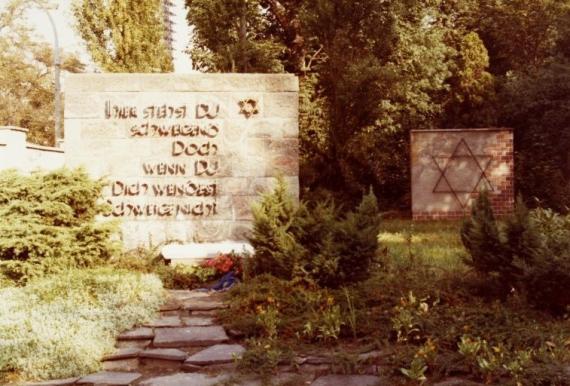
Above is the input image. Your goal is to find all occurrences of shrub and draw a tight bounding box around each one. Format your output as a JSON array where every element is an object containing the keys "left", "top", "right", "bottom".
[
  {"left": 248, "top": 179, "right": 381, "bottom": 288},
  {"left": 0, "top": 268, "right": 163, "bottom": 382},
  {"left": 461, "top": 193, "right": 570, "bottom": 313},
  {"left": 0, "top": 168, "right": 118, "bottom": 283}
]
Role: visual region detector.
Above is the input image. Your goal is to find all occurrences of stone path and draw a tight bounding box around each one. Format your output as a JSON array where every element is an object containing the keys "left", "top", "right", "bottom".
[{"left": 29, "top": 290, "right": 482, "bottom": 386}]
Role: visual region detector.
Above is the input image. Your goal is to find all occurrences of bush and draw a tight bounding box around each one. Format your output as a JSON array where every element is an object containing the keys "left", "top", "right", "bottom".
[
  {"left": 0, "top": 268, "right": 163, "bottom": 382},
  {"left": 248, "top": 179, "right": 381, "bottom": 288},
  {"left": 0, "top": 168, "right": 118, "bottom": 283},
  {"left": 461, "top": 193, "right": 570, "bottom": 313}
]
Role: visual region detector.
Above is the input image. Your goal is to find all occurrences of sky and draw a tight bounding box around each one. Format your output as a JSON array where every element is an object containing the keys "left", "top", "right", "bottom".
[{"left": 22, "top": 0, "right": 194, "bottom": 73}]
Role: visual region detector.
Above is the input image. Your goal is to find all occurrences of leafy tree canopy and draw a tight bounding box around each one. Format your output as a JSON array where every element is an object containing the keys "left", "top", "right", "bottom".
[{"left": 72, "top": 0, "right": 173, "bottom": 72}]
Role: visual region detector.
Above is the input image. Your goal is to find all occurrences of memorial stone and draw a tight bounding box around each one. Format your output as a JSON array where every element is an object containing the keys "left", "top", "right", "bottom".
[{"left": 64, "top": 74, "right": 299, "bottom": 248}]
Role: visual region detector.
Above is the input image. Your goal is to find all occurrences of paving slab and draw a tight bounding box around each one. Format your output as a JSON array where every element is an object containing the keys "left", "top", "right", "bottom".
[
  {"left": 102, "top": 348, "right": 141, "bottom": 361},
  {"left": 433, "top": 379, "right": 485, "bottom": 386},
  {"left": 143, "top": 316, "right": 182, "bottom": 328},
  {"left": 239, "top": 373, "right": 309, "bottom": 386},
  {"left": 185, "top": 344, "right": 246, "bottom": 365},
  {"left": 139, "top": 373, "right": 228, "bottom": 386},
  {"left": 182, "top": 298, "right": 227, "bottom": 311},
  {"left": 77, "top": 371, "right": 141, "bottom": 385},
  {"left": 153, "top": 326, "right": 229, "bottom": 348},
  {"left": 117, "top": 327, "right": 154, "bottom": 341},
  {"left": 102, "top": 358, "right": 139, "bottom": 372},
  {"left": 26, "top": 377, "right": 79, "bottom": 386},
  {"left": 181, "top": 316, "right": 215, "bottom": 326},
  {"left": 311, "top": 375, "right": 383, "bottom": 386},
  {"left": 140, "top": 349, "right": 188, "bottom": 361},
  {"left": 116, "top": 339, "right": 151, "bottom": 350}
]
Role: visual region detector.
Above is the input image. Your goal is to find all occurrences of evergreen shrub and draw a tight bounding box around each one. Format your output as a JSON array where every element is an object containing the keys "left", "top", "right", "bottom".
[
  {"left": 461, "top": 193, "right": 570, "bottom": 313},
  {"left": 248, "top": 179, "right": 381, "bottom": 288},
  {"left": 0, "top": 168, "right": 118, "bottom": 283}
]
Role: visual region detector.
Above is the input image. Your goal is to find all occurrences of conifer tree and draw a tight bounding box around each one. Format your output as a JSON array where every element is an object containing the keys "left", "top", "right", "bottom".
[{"left": 72, "top": 0, "right": 173, "bottom": 72}]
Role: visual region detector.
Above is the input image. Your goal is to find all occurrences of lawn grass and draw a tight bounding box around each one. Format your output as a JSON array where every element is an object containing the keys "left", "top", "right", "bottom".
[
  {"left": 379, "top": 219, "right": 466, "bottom": 271},
  {"left": 0, "top": 268, "right": 163, "bottom": 383}
]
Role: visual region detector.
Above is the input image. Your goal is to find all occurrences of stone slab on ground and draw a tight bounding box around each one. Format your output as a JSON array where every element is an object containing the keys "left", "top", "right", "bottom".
[
  {"left": 153, "top": 326, "right": 229, "bottom": 348},
  {"left": 433, "top": 379, "right": 485, "bottom": 386},
  {"left": 102, "top": 358, "right": 139, "bottom": 372},
  {"left": 139, "top": 373, "right": 228, "bottom": 386},
  {"left": 181, "top": 316, "right": 215, "bottom": 326},
  {"left": 102, "top": 348, "right": 141, "bottom": 361},
  {"left": 77, "top": 371, "right": 141, "bottom": 385},
  {"left": 116, "top": 339, "right": 151, "bottom": 350},
  {"left": 238, "top": 373, "right": 309, "bottom": 386},
  {"left": 311, "top": 375, "right": 383, "bottom": 386},
  {"left": 143, "top": 316, "right": 182, "bottom": 328},
  {"left": 117, "top": 328, "right": 154, "bottom": 341},
  {"left": 140, "top": 349, "right": 188, "bottom": 361},
  {"left": 27, "top": 377, "right": 79, "bottom": 386},
  {"left": 185, "top": 344, "right": 246, "bottom": 365},
  {"left": 182, "top": 298, "right": 227, "bottom": 312}
]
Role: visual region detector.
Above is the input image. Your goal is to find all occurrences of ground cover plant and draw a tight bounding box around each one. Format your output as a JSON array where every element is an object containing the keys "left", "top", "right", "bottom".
[
  {"left": 0, "top": 268, "right": 163, "bottom": 383},
  {"left": 219, "top": 185, "right": 570, "bottom": 385}
]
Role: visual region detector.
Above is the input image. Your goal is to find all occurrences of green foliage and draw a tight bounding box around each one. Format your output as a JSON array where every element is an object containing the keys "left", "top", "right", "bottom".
[
  {"left": 185, "top": 0, "right": 285, "bottom": 72},
  {"left": 501, "top": 61, "right": 570, "bottom": 211},
  {"left": 72, "top": 0, "right": 173, "bottom": 72},
  {"left": 249, "top": 180, "right": 381, "bottom": 288},
  {"left": 0, "top": 168, "right": 118, "bottom": 283},
  {"left": 0, "top": 268, "right": 163, "bottom": 382},
  {"left": 0, "top": 0, "right": 84, "bottom": 146},
  {"left": 462, "top": 194, "right": 570, "bottom": 313},
  {"left": 461, "top": 192, "right": 514, "bottom": 280},
  {"left": 222, "top": 219, "right": 570, "bottom": 385}
]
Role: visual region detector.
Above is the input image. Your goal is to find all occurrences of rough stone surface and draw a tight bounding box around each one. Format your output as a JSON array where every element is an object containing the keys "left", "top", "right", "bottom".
[
  {"left": 143, "top": 316, "right": 182, "bottom": 328},
  {"left": 77, "top": 371, "right": 141, "bottom": 385},
  {"left": 26, "top": 377, "right": 79, "bottom": 386},
  {"left": 64, "top": 74, "right": 300, "bottom": 248},
  {"left": 117, "top": 328, "right": 154, "bottom": 341},
  {"left": 140, "top": 349, "right": 188, "bottom": 361},
  {"left": 102, "top": 348, "right": 141, "bottom": 361},
  {"left": 182, "top": 298, "right": 227, "bottom": 311},
  {"left": 139, "top": 373, "right": 228, "bottom": 386},
  {"left": 116, "top": 339, "right": 151, "bottom": 350},
  {"left": 185, "top": 344, "right": 246, "bottom": 365},
  {"left": 153, "top": 326, "right": 229, "bottom": 348},
  {"left": 433, "top": 379, "right": 485, "bottom": 386},
  {"left": 181, "top": 316, "right": 215, "bottom": 326},
  {"left": 102, "top": 358, "right": 139, "bottom": 372},
  {"left": 311, "top": 375, "right": 383, "bottom": 386}
]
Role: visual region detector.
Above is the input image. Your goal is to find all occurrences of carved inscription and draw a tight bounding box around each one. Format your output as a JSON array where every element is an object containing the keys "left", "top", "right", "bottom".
[{"left": 102, "top": 100, "right": 222, "bottom": 218}]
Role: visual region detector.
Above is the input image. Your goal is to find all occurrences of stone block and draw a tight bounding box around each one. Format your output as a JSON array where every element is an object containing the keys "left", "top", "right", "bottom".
[
  {"left": 153, "top": 326, "right": 229, "bottom": 348},
  {"left": 64, "top": 74, "right": 299, "bottom": 247},
  {"left": 184, "top": 344, "right": 246, "bottom": 365},
  {"left": 77, "top": 371, "right": 142, "bottom": 386}
]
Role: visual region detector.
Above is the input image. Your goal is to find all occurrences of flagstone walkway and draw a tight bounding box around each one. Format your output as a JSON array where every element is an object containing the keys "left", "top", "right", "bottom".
[{"left": 29, "top": 290, "right": 482, "bottom": 386}]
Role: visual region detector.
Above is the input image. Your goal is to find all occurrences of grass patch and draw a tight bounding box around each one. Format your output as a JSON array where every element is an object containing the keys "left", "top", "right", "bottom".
[
  {"left": 0, "top": 268, "right": 163, "bottom": 383},
  {"left": 379, "top": 219, "right": 466, "bottom": 271}
]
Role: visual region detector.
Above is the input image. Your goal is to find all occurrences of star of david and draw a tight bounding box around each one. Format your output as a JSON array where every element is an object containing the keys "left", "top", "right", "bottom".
[{"left": 431, "top": 138, "right": 494, "bottom": 209}]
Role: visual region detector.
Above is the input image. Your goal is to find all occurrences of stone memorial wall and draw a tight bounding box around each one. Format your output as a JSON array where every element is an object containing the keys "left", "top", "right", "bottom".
[
  {"left": 411, "top": 128, "right": 514, "bottom": 220},
  {"left": 64, "top": 74, "right": 299, "bottom": 247}
]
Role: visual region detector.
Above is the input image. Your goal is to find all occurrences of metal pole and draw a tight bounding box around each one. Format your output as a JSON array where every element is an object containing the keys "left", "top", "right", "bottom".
[{"left": 34, "top": 2, "right": 62, "bottom": 146}]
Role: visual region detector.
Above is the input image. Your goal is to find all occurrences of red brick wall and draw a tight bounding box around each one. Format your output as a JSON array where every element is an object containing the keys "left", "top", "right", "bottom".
[{"left": 411, "top": 129, "right": 514, "bottom": 220}]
